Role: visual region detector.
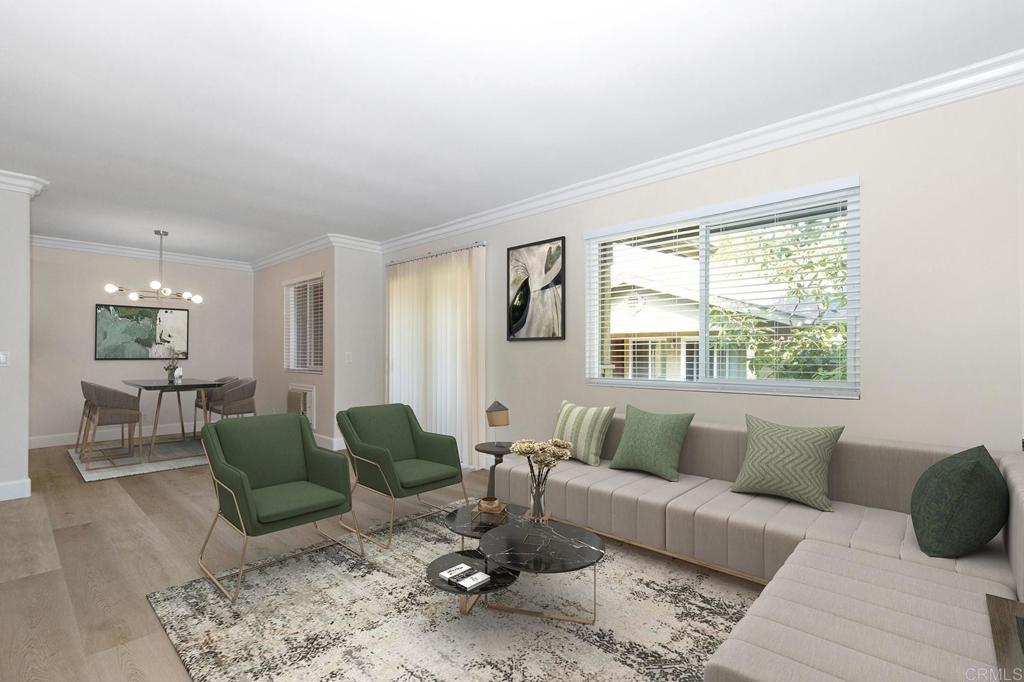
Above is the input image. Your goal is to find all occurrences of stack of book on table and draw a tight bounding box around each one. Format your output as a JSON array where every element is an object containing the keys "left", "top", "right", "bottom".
[{"left": 439, "top": 563, "right": 491, "bottom": 591}]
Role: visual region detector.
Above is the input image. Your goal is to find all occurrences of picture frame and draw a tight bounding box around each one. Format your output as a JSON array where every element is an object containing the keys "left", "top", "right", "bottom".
[
  {"left": 507, "top": 236, "right": 566, "bottom": 341},
  {"left": 94, "top": 304, "right": 190, "bottom": 360}
]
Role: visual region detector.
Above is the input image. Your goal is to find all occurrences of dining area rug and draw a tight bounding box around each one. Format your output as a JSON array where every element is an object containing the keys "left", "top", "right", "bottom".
[
  {"left": 147, "top": 507, "right": 758, "bottom": 681},
  {"left": 68, "top": 438, "right": 206, "bottom": 482}
]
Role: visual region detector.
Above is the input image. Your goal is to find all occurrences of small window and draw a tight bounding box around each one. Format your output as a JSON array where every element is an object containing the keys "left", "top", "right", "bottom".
[
  {"left": 283, "top": 275, "right": 324, "bottom": 373},
  {"left": 586, "top": 180, "right": 860, "bottom": 398}
]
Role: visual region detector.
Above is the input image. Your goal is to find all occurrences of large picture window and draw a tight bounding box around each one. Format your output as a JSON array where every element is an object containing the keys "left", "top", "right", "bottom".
[
  {"left": 284, "top": 274, "right": 324, "bottom": 373},
  {"left": 585, "top": 180, "right": 860, "bottom": 397}
]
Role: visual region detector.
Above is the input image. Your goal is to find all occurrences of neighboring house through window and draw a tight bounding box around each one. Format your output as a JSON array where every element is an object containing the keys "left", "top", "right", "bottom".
[{"left": 585, "top": 179, "right": 860, "bottom": 398}]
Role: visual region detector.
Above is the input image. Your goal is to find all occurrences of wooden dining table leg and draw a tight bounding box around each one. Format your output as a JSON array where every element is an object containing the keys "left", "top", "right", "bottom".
[
  {"left": 149, "top": 390, "right": 164, "bottom": 461},
  {"left": 197, "top": 388, "right": 208, "bottom": 438},
  {"left": 176, "top": 391, "right": 186, "bottom": 441}
]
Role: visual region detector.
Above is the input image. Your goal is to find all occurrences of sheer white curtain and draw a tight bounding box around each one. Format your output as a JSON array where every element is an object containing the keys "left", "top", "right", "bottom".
[{"left": 386, "top": 245, "right": 486, "bottom": 467}]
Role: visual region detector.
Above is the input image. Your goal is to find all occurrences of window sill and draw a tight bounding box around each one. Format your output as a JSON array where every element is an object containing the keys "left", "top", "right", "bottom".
[
  {"left": 585, "top": 377, "right": 859, "bottom": 400},
  {"left": 285, "top": 368, "right": 323, "bottom": 375}
]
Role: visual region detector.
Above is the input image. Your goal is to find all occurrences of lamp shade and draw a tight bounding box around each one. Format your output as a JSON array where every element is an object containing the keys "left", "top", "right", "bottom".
[{"left": 486, "top": 401, "right": 509, "bottom": 427}]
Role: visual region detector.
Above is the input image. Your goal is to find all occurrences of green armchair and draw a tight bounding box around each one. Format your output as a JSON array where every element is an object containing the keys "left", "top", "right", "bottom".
[
  {"left": 199, "top": 413, "right": 363, "bottom": 602},
  {"left": 337, "top": 404, "right": 467, "bottom": 548}
]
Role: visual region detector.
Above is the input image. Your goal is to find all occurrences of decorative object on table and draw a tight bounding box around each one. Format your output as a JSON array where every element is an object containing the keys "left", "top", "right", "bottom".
[
  {"left": 731, "top": 414, "right": 844, "bottom": 511},
  {"left": 507, "top": 236, "right": 565, "bottom": 340},
  {"left": 911, "top": 445, "right": 1009, "bottom": 558},
  {"left": 101, "top": 230, "right": 204, "bottom": 305},
  {"left": 95, "top": 304, "right": 189, "bottom": 360},
  {"left": 485, "top": 400, "right": 510, "bottom": 445},
  {"left": 474, "top": 497, "right": 506, "bottom": 514},
  {"left": 509, "top": 438, "right": 572, "bottom": 522},
  {"left": 163, "top": 355, "right": 182, "bottom": 383},
  {"left": 199, "top": 413, "right": 364, "bottom": 602},
  {"left": 609, "top": 405, "right": 693, "bottom": 481},
  {"left": 336, "top": 403, "right": 469, "bottom": 549},
  {"left": 149, "top": 504, "right": 757, "bottom": 681},
  {"left": 475, "top": 440, "right": 512, "bottom": 498},
  {"left": 552, "top": 399, "right": 616, "bottom": 466}
]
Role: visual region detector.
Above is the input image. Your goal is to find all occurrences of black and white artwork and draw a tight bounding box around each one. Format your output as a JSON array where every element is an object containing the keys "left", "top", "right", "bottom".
[{"left": 507, "top": 236, "right": 565, "bottom": 341}]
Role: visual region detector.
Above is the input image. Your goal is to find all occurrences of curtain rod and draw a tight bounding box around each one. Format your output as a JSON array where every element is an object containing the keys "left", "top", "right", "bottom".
[{"left": 386, "top": 240, "right": 486, "bottom": 266}]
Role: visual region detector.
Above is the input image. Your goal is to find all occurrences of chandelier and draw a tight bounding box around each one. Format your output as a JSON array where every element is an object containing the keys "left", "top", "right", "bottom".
[{"left": 103, "top": 230, "right": 204, "bottom": 304}]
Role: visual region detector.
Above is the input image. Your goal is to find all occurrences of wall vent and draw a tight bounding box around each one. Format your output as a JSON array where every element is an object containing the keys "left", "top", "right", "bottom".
[{"left": 287, "top": 384, "right": 316, "bottom": 429}]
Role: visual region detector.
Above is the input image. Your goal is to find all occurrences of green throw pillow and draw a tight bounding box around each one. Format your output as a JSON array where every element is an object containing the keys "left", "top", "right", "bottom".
[
  {"left": 553, "top": 400, "right": 616, "bottom": 466},
  {"left": 609, "top": 405, "right": 693, "bottom": 481},
  {"left": 910, "top": 446, "right": 1008, "bottom": 558},
  {"left": 732, "top": 415, "right": 844, "bottom": 511}
]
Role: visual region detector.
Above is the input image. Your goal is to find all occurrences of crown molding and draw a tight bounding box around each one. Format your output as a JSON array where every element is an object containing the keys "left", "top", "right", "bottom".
[
  {"left": 380, "top": 49, "right": 1024, "bottom": 253},
  {"left": 0, "top": 170, "right": 49, "bottom": 197},
  {"left": 31, "top": 235, "right": 254, "bottom": 272},
  {"left": 252, "top": 232, "right": 382, "bottom": 270}
]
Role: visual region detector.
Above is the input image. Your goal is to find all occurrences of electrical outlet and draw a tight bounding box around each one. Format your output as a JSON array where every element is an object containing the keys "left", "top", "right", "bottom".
[{"left": 0, "top": 351, "right": 9, "bottom": 367}]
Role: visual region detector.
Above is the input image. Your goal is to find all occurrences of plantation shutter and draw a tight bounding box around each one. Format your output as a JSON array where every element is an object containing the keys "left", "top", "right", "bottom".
[
  {"left": 585, "top": 181, "right": 860, "bottom": 398},
  {"left": 283, "top": 275, "right": 324, "bottom": 373}
]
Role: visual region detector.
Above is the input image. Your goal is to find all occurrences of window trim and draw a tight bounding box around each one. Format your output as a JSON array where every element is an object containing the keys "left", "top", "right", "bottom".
[
  {"left": 283, "top": 272, "right": 325, "bottom": 375},
  {"left": 584, "top": 178, "right": 860, "bottom": 399}
]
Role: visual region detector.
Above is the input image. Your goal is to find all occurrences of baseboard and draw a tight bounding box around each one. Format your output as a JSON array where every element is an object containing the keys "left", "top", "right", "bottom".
[
  {"left": 314, "top": 433, "right": 344, "bottom": 450},
  {"left": 0, "top": 477, "right": 31, "bottom": 502},
  {"left": 31, "top": 421, "right": 204, "bottom": 449}
]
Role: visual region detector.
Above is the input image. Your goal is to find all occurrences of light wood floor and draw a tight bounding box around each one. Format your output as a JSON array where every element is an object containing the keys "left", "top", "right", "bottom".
[{"left": 0, "top": 443, "right": 489, "bottom": 681}]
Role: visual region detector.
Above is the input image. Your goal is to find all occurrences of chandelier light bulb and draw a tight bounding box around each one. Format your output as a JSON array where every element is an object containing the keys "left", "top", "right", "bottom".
[
  {"left": 128, "top": 291, "right": 140, "bottom": 301},
  {"left": 182, "top": 291, "right": 193, "bottom": 300},
  {"left": 150, "top": 280, "right": 162, "bottom": 290},
  {"left": 104, "top": 283, "right": 118, "bottom": 294},
  {"left": 191, "top": 294, "right": 203, "bottom": 304},
  {"left": 160, "top": 287, "right": 172, "bottom": 296}
]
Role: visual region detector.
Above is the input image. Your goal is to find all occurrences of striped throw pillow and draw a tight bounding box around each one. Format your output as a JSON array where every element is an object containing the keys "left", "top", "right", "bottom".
[{"left": 553, "top": 400, "right": 616, "bottom": 466}]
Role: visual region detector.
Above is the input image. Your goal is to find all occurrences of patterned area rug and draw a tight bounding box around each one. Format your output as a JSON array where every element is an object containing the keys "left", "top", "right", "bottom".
[{"left": 148, "top": 506, "right": 758, "bottom": 681}]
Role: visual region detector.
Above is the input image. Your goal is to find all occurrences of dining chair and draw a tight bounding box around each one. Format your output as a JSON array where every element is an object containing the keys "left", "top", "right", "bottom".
[
  {"left": 336, "top": 404, "right": 468, "bottom": 549},
  {"left": 208, "top": 378, "right": 257, "bottom": 420},
  {"left": 75, "top": 381, "right": 93, "bottom": 453},
  {"left": 193, "top": 375, "right": 238, "bottom": 438},
  {"left": 80, "top": 382, "right": 143, "bottom": 469},
  {"left": 199, "top": 413, "right": 363, "bottom": 602}
]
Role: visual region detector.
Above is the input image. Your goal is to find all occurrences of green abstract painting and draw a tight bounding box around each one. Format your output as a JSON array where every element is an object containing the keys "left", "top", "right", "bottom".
[{"left": 95, "top": 305, "right": 189, "bottom": 360}]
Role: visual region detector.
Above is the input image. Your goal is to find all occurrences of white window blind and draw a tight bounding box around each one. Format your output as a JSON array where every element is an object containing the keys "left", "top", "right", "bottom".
[
  {"left": 586, "top": 183, "right": 860, "bottom": 398},
  {"left": 283, "top": 275, "right": 324, "bottom": 373}
]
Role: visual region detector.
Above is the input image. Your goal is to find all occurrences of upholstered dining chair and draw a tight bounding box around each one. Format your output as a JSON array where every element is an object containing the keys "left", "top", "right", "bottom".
[
  {"left": 336, "top": 404, "right": 467, "bottom": 549},
  {"left": 80, "top": 382, "right": 143, "bottom": 469},
  {"left": 199, "top": 413, "right": 363, "bottom": 603},
  {"left": 193, "top": 375, "right": 238, "bottom": 438},
  {"left": 207, "top": 378, "right": 257, "bottom": 420}
]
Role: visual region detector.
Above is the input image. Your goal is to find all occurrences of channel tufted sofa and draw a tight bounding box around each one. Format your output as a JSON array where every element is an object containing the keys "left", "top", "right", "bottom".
[{"left": 493, "top": 415, "right": 1024, "bottom": 681}]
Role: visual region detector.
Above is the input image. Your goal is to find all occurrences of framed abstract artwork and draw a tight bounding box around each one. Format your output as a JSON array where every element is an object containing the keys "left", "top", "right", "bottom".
[
  {"left": 507, "top": 236, "right": 565, "bottom": 341},
  {"left": 94, "top": 304, "right": 189, "bottom": 360}
]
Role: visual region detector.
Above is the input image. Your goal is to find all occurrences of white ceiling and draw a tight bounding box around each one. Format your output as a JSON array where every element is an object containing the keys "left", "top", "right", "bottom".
[{"left": 2, "top": 1, "right": 1023, "bottom": 261}]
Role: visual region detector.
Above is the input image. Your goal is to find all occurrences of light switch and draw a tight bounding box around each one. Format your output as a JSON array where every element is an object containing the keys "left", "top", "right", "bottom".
[
  {"left": 0, "top": 351, "right": 8, "bottom": 367},
  {"left": 345, "top": 352, "right": 353, "bottom": 364}
]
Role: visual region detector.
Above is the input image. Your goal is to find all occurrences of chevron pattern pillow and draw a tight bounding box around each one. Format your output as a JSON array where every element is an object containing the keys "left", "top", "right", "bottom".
[
  {"left": 553, "top": 400, "right": 616, "bottom": 466},
  {"left": 732, "top": 415, "right": 844, "bottom": 511}
]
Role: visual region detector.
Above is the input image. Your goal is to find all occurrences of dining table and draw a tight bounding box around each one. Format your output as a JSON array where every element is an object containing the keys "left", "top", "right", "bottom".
[{"left": 123, "top": 378, "right": 228, "bottom": 461}]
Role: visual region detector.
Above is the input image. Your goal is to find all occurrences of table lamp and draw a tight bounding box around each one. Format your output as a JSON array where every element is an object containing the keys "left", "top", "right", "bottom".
[{"left": 486, "top": 401, "right": 510, "bottom": 446}]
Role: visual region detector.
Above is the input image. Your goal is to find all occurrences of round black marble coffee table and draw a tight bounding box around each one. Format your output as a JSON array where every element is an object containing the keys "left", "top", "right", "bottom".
[
  {"left": 443, "top": 503, "right": 527, "bottom": 549},
  {"left": 478, "top": 515, "right": 605, "bottom": 624},
  {"left": 426, "top": 549, "right": 518, "bottom": 615}
]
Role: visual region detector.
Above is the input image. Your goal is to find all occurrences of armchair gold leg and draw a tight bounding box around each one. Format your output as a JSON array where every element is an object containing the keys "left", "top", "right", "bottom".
[
  {"left": 313, "top": 511, "right": 365, "bottom": 558},
  {"left": 198, "top": 512, "right": 250, "bottom": 604}
]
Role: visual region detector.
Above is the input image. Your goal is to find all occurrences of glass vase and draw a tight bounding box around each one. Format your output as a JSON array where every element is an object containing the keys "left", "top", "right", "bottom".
[{"left": 527, "top": 476, "right": 547, "bottom": 523}]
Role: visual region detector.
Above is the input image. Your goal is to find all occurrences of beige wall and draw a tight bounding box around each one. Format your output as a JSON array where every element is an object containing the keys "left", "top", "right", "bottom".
[
  {"left": 390, "top": 86, "right": 1024, "bottom": 452},
  {"left": 29, "top": 246, "right": 254, "bottom": 446},
  {"left": 333, "top": 247, "right": 385, "bottom": 419},
  {"left": 0, "top": 189, "right": 32, "bottom": 500},
  {"left": 252, "top": 247, "right": 336, "bottom": 443}
]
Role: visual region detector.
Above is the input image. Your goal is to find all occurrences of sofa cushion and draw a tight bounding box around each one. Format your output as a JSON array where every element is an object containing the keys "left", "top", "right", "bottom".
[
  {"left": 552, "top": 400, "right": 616, "bottom": 466},
  {"left": 609, "top": 405, "right": 693, "bottom": 481},
  {"left": 252, "top": 481, "right": 347, "bottom": 523},
  {"left": 706, "top": 540, "right": 1009, "bottom": 682},
  {"left": 732, "top": 415, "right": 844, "bottom": 511},
  {"left": 911, "top": 445, "right": 1009, "bottom": 558}
]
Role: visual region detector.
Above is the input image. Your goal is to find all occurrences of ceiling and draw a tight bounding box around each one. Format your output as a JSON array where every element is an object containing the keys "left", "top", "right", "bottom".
[{"left": 2, "top": 1, "right": 1023, "bottom": 262}]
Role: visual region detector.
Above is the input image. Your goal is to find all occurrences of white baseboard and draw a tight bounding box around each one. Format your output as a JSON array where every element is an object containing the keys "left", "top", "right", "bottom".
[
  {"left": 0, "top": 477, "right": 31, "bottom": 502},
  {"left": 314, "top": 433, "right": 344, "bottom": 450},
  {"left": 31, "top": 421, "right": 204, "bottom": 449}
]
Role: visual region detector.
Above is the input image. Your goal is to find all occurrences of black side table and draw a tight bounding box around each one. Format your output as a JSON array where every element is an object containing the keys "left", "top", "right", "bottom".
[{"left": 474, "top": 441, "right": 512, "bottom": 498}]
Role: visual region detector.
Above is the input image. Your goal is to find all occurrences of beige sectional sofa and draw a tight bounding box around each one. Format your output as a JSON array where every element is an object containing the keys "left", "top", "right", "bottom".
[{"left": 493, "top": 416, "right": 1024, "bottom": 681}]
